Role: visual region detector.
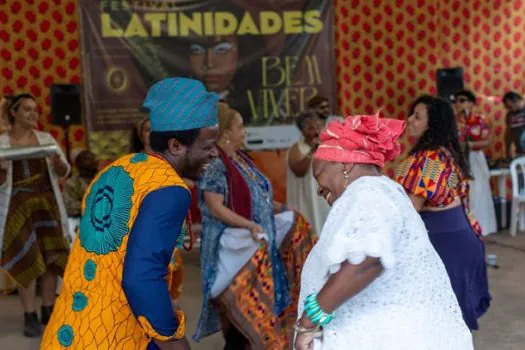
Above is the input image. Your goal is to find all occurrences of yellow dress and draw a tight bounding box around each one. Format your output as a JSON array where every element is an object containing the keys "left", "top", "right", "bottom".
[{"left": 41, "top": 153, "right": 189, "bottom": 349}]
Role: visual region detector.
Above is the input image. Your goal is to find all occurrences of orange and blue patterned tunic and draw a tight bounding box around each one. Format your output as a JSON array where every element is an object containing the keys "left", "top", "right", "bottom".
[
  {"left": 41, "top": 153, "right": 191, "bottom": 349},
  {"left": 394, "top": 147, "right": 482, "bottom": 236}
]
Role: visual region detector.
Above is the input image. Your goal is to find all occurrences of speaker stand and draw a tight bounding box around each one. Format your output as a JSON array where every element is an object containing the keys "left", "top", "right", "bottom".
[{"left": 62, "top": 124, "right": 71, "bottom": 168}]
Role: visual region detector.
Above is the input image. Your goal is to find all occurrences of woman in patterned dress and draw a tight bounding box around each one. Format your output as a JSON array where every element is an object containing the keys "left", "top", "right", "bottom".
[
  {"left": 453, "top": 89, "right": 497, "bottom": 236},
  {"left": 395, "top": 95, "right": 491, "bottom": 330},
  {"left": 0, "top": 94, "right": 70, "bottom": 337},
  {"left": 194, "top": 102, "right": 316, "bottom": 349}
]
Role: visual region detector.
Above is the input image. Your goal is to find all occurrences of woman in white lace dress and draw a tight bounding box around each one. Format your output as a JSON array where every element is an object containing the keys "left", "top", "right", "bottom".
[{"left": 294, "top": 113, "right": 473, "bottom": 350}]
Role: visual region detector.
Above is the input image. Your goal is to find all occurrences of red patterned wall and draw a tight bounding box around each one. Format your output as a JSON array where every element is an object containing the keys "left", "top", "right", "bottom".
[
  {"left": 0, "top": 0, "right": 85, "bottom": 153},
  {"left": 1, "top": 0, "right": 524, "bottom": 200},
  {"left": 335, "top": 0, "right": 525, "bottom": 179}
]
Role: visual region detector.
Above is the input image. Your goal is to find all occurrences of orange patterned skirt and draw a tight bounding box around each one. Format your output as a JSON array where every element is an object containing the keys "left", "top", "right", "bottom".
[{"left": 216, "top": 213, "right": 316, "bottom": 350}]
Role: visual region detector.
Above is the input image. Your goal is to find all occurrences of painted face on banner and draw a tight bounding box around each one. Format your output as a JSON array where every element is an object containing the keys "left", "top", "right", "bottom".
[{"left": 189, "top": 36, "right": 239, "bottom": 93}]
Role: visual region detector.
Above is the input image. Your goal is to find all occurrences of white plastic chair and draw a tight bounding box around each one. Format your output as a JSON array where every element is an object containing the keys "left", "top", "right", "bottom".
[{"left": 509, "top": 156, "right": 525, "bottom": 236}]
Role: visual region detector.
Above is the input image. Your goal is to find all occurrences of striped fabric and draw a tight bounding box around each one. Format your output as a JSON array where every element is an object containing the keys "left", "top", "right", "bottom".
[
  {"left": 1, "top": 159, "right": 69, "bottom": 287},
  {"left": 143, "top": 78, "right": 219, "bottom": 132}
]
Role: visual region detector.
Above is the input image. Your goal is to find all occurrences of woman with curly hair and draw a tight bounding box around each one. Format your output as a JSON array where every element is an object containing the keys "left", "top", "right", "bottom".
[{"left": 395, "top": 95, "right": 491, "bottom": 331}]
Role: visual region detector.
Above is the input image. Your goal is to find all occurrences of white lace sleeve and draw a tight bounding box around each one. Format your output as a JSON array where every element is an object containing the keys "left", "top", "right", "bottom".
[{"left": 322, "top": 184, "right": 401, "bottom": 274}]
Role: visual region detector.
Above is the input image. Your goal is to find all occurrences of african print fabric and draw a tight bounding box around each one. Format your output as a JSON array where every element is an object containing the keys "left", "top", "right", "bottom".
[
  {"left": 395, "top": 147, "right": 482, "bottom": 236},
  {"left": 2, "top": 159, "right": 69, "bottom": 287},
  {"left": 41, "top": 153, "right": 190, "bottom": 349},
  {"left": 217, "top": 213, "right": 315, "bottom": 349}
]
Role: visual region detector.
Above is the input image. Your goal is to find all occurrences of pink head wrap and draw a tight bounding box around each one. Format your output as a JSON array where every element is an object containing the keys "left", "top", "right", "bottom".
[{"left": 314, "top": 112, "right": 405, "bottom": 168}]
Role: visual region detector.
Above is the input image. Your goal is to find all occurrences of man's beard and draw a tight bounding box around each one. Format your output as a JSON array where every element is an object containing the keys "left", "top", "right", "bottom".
[{"left": 182, "top": 154, "right": 200, "bottom": 180}]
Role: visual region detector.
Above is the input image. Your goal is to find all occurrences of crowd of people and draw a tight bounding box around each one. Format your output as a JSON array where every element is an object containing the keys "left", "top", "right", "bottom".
[{"left": 1, "top": 83, "right": 524, "bottom": 349}]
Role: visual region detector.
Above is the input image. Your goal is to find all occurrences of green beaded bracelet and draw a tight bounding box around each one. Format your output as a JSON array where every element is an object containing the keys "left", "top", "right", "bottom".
[
  {"left": 303, "top": 293, "right": 335, "bottom": 327},
  {"left": 318, "top": 314, "right": 334, "bottom": 327},
  {"left": 305, "top": 304, "right": 321, "bottom": 317}
]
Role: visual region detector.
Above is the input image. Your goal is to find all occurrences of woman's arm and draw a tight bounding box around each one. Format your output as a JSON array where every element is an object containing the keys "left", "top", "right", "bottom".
[
  {"left": 298, "top": 258, "right": 383, "bottom": 329},
  {"left": 46, "top": 134, "right": 71, "bottom": 177},
  {"left": 273, "top": 201, "right": 287, "bottom": 214},
  {"left": 408, "top": 193, "right": 425, "bottom": 212},
  {"left": 288, "top": 144, "right": 314, "bottom": 177},
  {"left": 203, "top": 191, "right": 256, "bottom": 229},
  {"left": 50, "top": 153, "right": 69, "bottom": 177}
]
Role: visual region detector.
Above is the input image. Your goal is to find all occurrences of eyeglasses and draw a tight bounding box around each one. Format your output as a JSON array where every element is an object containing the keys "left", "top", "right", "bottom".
[{"left": 454, "top": 97, "right": 469, "bottom": 104}]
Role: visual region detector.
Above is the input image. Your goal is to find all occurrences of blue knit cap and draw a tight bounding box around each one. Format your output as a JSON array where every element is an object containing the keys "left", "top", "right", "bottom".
[{"left": 143, "top": 78, "right": 219, "bottom": 132}]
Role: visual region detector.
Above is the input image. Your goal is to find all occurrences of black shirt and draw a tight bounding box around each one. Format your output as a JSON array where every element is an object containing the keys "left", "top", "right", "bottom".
[{"left": 507, "top": 107, "right": 525, "bottom": 154}]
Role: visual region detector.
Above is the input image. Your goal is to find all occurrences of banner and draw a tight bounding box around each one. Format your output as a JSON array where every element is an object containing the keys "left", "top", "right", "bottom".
[{"left": 78, "top": 0, "right": 336, "bottom": 157}]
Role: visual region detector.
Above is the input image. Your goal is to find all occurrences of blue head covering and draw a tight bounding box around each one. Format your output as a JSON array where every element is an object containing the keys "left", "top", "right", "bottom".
[{"left": 143, "top": 78, "right": 219, "bottom": 132}]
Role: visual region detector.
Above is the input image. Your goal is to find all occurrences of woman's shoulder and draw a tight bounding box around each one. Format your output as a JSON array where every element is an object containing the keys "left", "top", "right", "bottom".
[
  {"left": 408, "top": 148, "right": 446, "bottom": 160},
  {"left": 344, "top": 176, "right": 399, "bottom": 204},
  {"left": 398, "top": 148, "right": 451, "bottom": 168},
  {"left": 208, "top": 157, "right": 226, "bottom": 170},
  {"left": 327, "top": 177, "right": 403, "bottom": 225},
  {"left": 200, "top": 157, "right": 226, "bottom": 179},
  {"left": 395, "top": 148, "right": 456, "bottom": 184}
]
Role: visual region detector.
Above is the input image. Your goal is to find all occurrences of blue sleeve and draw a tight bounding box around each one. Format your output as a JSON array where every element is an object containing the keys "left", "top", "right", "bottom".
[
  {"left": 197, "top": 158, "right": 227, "bottom": 195},
  {"left": 122, "top": 185, "right": 191, "bottom": 338}
]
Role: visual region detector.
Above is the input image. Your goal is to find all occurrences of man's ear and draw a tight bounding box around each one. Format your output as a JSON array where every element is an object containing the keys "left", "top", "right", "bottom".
[{"left": 167, "top": 138, "right": 186, "bottom": 156}]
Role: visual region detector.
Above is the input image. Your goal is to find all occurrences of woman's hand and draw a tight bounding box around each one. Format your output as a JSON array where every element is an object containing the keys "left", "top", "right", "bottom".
[
  {"left": 273, "top": 201, "right": 289, "bottom": 214},
  {"left": 49, "top": 153, "right": 68, "bottom": 177},
  {"left": 294, "top": 314, "right": 320, "bottom": 350},
  {"left": 50, "top": 153, "right": 61, "bottom": 166},
  {"left": 294, "top": 332, "right": 316, "bottom": 350},
  {"left": 309, "top": 137, "right": 320, "bottom": 152},
  {"left": 248, "top": 222, "right": 263, "bottom": 241}
]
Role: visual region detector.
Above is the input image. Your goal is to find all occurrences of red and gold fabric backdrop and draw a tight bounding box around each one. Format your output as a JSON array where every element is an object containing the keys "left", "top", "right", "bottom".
[
  {"left": 335, "top": 0, "right": 525, "bottom": 179},
  {"left": 1, "top": 0, "right": 524, "bottom": 201},
  {"left": 0, "top": 0, "right": 85, "bottom": 154}
]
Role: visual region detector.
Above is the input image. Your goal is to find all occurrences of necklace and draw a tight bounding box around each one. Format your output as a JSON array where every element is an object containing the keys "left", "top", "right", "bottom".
[{"left": 234, "top": 153, "right": 271, "bottom": 202}]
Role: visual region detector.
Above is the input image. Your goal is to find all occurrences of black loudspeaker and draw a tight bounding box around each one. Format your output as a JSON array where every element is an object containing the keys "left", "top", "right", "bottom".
[
  {"left": 436, "top": 67, "right": 464, "bottom": 103},
  {"left": 51, "top": 84, "right": 81, "bottom": 126}
]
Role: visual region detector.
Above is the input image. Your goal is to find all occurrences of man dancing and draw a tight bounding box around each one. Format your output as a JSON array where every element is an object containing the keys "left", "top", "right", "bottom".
[{"left": 41, "top": 78, "right": 219, "bottom": 350}]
